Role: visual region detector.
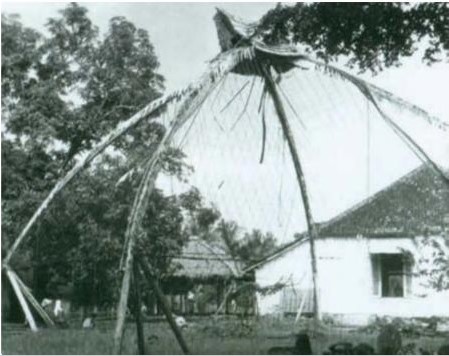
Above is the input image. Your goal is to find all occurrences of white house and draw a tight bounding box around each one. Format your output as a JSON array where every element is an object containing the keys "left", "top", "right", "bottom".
[{"left": 252, "top": 165, "right": 449, "bottom": 325}]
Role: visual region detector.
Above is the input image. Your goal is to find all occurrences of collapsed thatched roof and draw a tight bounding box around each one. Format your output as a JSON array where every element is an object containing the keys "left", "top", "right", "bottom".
[
  {"left": 170, "top": 237, "right": 243, "bottom": 280},
  {"left": 214, "top": 8, "right": 259, "bottom": 51}
]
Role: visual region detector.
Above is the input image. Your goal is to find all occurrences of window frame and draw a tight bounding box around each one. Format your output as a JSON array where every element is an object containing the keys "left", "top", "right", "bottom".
[{"left": 371, "top": 253, "right": 412, "bottom": 299}]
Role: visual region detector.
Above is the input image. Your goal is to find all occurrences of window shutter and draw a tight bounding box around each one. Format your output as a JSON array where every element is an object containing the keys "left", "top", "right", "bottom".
[{"left": 371, "top": 255, "right": 381, "bottom": 296}]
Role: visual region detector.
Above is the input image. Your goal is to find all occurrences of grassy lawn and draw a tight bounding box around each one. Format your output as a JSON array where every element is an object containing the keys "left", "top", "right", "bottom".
[{"left": 2, "top": 317, "right": 447, "bottom": 354}]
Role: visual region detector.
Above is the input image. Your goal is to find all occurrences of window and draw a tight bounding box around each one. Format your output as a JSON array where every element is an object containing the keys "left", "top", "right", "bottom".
[{"left": 371, "top": 253, "right": 412, "bottom": 298}]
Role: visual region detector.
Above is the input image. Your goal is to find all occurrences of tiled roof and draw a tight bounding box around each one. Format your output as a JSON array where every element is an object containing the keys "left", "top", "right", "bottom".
[
  {"left": 248, "top": 165, "right": 449, "bottom": 270},
  {"left": 320, "top": 165, "right": 449, "bottom": 236}
]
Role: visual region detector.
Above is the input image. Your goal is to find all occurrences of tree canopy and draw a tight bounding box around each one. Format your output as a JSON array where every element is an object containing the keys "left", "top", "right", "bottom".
[
  {"left": 1, "top": 4, "right": 187, "bottom": 308},
  {"left": 1, "top": 5, "right": 278, "bottom": 308},
  {"left": 258, "top": 3, "right": 449, "bottom": 73}
]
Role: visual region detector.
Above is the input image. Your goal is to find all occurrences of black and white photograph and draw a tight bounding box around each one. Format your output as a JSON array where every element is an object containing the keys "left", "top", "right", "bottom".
[{"left": 1, "top": 2, "right": 449, "bottom": 355}]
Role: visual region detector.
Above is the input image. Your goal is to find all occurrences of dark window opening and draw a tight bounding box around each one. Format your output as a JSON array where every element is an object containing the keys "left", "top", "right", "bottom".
[
  {"left": 380, "top": 254, "right": 404, "bottom": 297},
  {"left": 371, "top": 253, "right": 411, "bottom": 298}
]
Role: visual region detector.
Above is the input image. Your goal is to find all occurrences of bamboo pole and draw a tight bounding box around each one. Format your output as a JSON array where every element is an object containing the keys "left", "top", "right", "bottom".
[
  {"left": 114, "top": 231, "right": 136, "bottom": 354},
  {"left": 132, "top": 265, "right": 146, "bottom": 355},
  {"left": 113, "top": 109, "right": 183, "bottom": 354},
  {"left": 113, "top": 64, "right": 223, "bottom": 353},
  {"left": 262, "top": 65, "right": 321, "bottom": 321},
  {"left": 3, "top": 96, "right": 176, "bottom": 267},
  {"left": 138, "top": 258, "right": 191, "bottom": 355},
  {"left": 3, "top": 46, "right": 249, "bottom": 268},
  {"left": 11, "top": 269, "right": 55, "bottom": 327},
  {"left": 113, "top": 95, "right": 191, "bottom": 351},
  {"left": 113, "top": 163, "right": 159, "bottom": 354},
  {"left": 300, "top": 58, "right": 449, "bottom": 183},
  {"left": 112, "top": 86, "right": 197, "bottom": 353},
  {"left": 2, "top": 47, "right": 244, "bottom": 351},
  {"left": 5, "top": 268, "right": 38, "bottom": 331},
  {"left": 214, "top": 280, "right": 236, "bottom": 316}
]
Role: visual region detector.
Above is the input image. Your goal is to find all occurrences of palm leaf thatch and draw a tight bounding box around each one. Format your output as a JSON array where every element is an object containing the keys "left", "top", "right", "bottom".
[{"left": 170, "top": 237, "right": 243, "bottom": 280}]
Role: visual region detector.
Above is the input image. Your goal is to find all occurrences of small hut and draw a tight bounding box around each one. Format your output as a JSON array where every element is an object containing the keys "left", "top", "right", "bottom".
[{"left": 153, "top": 237, "right": 246, "bottom": 315}]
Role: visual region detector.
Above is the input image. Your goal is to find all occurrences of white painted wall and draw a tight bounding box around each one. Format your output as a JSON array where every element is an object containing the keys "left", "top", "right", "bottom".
[
  {"left": 255, "top": 236, "right": 449, "bottom": 323},
  {"left": 255, "top": 241, "right": 313, "bottom": 315}
]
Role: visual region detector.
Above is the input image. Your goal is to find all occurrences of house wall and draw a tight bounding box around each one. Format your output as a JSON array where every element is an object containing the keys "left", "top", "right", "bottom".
[
  {"left": 255, "top": 241, "right": 312, "bottom": 315},
  {"left": 255, "top": 235, "right": 449, "bottom": 324}
]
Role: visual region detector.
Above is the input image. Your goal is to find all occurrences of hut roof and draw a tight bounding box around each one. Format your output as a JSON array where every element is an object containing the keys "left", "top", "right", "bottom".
[{"left": 170, "top": 237, "right": 243, "bottom": 279}]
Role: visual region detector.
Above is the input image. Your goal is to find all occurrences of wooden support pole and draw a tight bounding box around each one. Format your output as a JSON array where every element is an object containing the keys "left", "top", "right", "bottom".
[
  {"left": 113, "top": 65, "right": 219, "bottom": 353},
  {"left": 262, "top": 65, "right": 321, "bottom": 321},
  {"left": 303, "top": 57, "right": 449, "bottom": 183},
  {"left": 11, "top": 269, "right": 55, "bottom": 327},
  {"left": 113, "top": 85, "right": 212, "bottom": 354},
  {"left": 5, "top": 268, "right": 38, "bottom": 331},
  {"left": 138, "top": 258, "right": 191, "bottom": 355},
  {"left": 214, "top": 281, "right": 234, "bottom": 316},
  {"left": 114, "top": 232, "right": 135, "bottom": 354},
  {"left": 113, "top": 156, "right": 161, "bottom": 354},
  {"left": 216, "top": 279, "right": 220, "bottom": 311},
  {"left": 132, "top": 265, "right": 146, "bottom": 355},
  {"left": 3, "top": 46, "right": 246, "bottom": 268},
  {"left": 3, "top": 97, "right": 177, "bottom": 268}
]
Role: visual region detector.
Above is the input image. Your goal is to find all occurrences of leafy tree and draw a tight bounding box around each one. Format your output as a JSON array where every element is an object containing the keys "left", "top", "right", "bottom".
[
  {"left": 1, "top": 4, "right": 188, "bottom": 310},
  {"left": 3, "top": 3, "right": 166, "bottom": 165},
  {"left": 178, "top": 189, "right": 279, "bottom": 266},
  {"left": 416, "top": 233, "right": 449, "bottom": 292},
  {"left": 216, "top": 220, "right": 240, "bottom": 258},
  {"left": 213, "top": 220, "right": 278, "bottom": 267},
  {"left": 179, "top": 187, "right": 221, "bottom": 237},
  {"left": 236, "top": 229, "right": 278, "bottom": 265},
  {"left": 258, "top": 3, "right": 449, "bottom": 73},
  {"left": 1, "top": 14, "right": 41, "bottom": 112}
]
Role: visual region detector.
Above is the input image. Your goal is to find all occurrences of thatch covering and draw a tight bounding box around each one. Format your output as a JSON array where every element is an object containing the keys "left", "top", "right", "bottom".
[
  {"left": 170, "top": 237, "right": 243, "bottom": 279},
  {"left": 214, "top": 8, "right": 258, "bottom": 51}
]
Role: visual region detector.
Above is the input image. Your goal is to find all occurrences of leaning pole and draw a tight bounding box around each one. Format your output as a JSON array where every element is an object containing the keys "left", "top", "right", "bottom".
[
  {"left": 261, "top": 65, "right": 321, "bottom": 321},
  {"left": 112, "top": 45, "right": 252, "bottom": 353}
]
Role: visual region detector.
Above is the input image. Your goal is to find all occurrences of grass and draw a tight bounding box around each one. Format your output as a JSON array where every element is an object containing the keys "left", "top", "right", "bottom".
[{"left": 2, "top": 316, "right": 447, "bottom": 355}]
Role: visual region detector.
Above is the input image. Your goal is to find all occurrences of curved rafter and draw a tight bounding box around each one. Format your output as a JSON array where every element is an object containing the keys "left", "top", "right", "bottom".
[
  {"left": 298, "top": 58, "right": 449, "bottom": 182},
  {"left": 3, "top": 46, "right": 255, "bottom": 268}
]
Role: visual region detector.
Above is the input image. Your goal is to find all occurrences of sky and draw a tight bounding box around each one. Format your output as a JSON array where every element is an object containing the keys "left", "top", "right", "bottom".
[
  {"left": 1, "top": 2, "right": 274, "bottom": 91},
  {"left": 2, "top": 1, "right": 449, "bottom": 118},
  {"left": 2, "top": 2, "right": 449, "bottom": 243}
]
